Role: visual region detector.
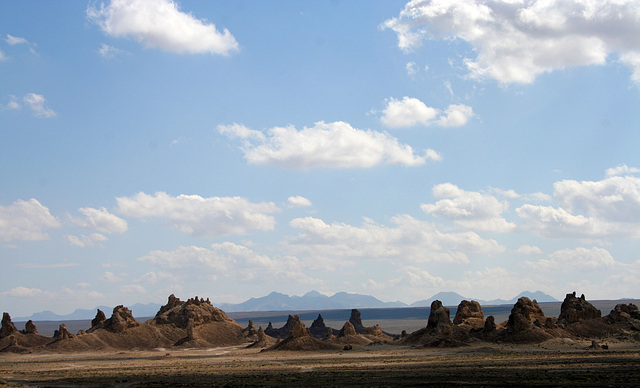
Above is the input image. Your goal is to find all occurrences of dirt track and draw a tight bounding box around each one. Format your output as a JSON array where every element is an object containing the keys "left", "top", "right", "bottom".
[{"left": 2, "top": 341, "right": 639, "bottom": 387}]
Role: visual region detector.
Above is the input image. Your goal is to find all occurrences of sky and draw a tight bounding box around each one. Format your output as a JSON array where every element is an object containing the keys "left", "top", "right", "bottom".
[{"left": 1, "top": 0, "right": 640, "bottom": 316}]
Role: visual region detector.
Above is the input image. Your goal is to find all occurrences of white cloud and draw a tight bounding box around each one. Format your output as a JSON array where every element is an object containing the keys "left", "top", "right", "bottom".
[
  {"left": 435, "top": 104, "right": 474, "bottom": 127},
  {"left": 287, "top": 214, "right": 504, "bottom": 264},
  {"left": 1, "top": 286, "right": 43, "bottom": 297},
  {"left": 406, "top": 61, "right": 418, "bottom": 76},
  {"left": 605, "top": 164, "right": 640, "bottom": 177},
  {"left": 134, "top": 271, "right": 178, "bottom": 284},
  {"left": 139, "top": 242, "right": 320, "bottom": 284},
  {"left": 23, "top": 93, "right": 56, "bottom": 118},
  {"left": 380, "top": 97, "right": 473, "bottom": 128},
  {"left": 517, "top": 172, "right": 640, "bottom": 239},
  {"left": 421, "top": 183, "right": 516, "bottom": 233},
  {"left": 139, "top": 245, "right": 231, "bottom": 270},
  {"left": 516, "top": 245, "right": 543, "bottom": 255},
  {"left": 4, "top": 95, "right": 21, "bottom": 110},
  {"left": 5, "top": 34, "right": 28, "bottom": 45},
  {"left": 116, "top": 191, "right": 279, "bottom": 237},
  {"left": 87, "top": 0, "right": 238, "bottom": 56},
  {"left": 490, "top": 187, "right": 552, "bottom": 202},
  {"left": 4, "top": 34, "right": 37, "bottom": 55},
  {"left": 66, "top": 233, "right": 108, "bottom": 247},
  {"left": 287, "top": 196, "right": 312, "bottom": 208},
  {"left": 526, "top": 247, "right": 616, "bottom": 272},
  {"left": 0, "top": 199, "right": 61, "bottom": 242},
  {"left": 72, "top": 207, "right": 128, "bottom": 234},
  {"left": 383, "top": 0, "right": 640, "bottom": 84},
  {"left": 516, "top": 204, "right": 611, "bottom": 239},
  {"left": 220, "top": 121, "right": 440, "bottom": 169},
  {"left": 217, "top": 123, "right": 266, "bottom": 141},
  {"left": 0, "top": 49, "right": 6, "bottom": 61},
  {"left": 100, "top": 271, "right": 123, "bottom": 282},
  {"left": 120, "top": 284, "right": 146, "bottom": 294},
  {"left": 98, "top": 43, "right": 124, "bottom": 58},
  {"left": 554, "top": 175, "right": 640, "bottom": 223},
  {"left": 380, "top": 97, "right": 438, "bottom": 128}
]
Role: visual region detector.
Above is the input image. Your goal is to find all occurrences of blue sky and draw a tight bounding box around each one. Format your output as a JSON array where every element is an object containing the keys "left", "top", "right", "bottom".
[{"left": 1, "top": 0, "right": 640, "bottom": 316}]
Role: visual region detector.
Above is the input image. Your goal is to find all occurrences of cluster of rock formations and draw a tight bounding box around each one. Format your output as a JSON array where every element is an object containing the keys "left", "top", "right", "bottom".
[{"left": 1, "top": 292, "right": 639, "bottom": 353}]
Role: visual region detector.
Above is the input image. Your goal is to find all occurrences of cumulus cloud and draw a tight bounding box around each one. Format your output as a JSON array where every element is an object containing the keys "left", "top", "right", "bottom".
[
  {"left": 421, "top": 183, "right": 516, "bottom": 233},
  {"left": 383, "top": 0, "right": 640, "bottom": 84},
  {"left": 0, "top": 199, "right": 61, "bottom": 242},
  {"left": 517, "top": 173, "right": 640, "bottom": 239},
  {"left": 287, "top": 196, "right": 312, "bottom": 208},
  {"left": 489, "top": 187, "right": 551, "bottom": 202},
  {"left": 100, "top": 271, "right": 123, "bottom": 282},
  {"left": 606, "top": 164, "right": 640, "bottom": 177},
  {"left": 286, "top": 214, "right": 504, "bottom": 264},
  {"left": 219, "top": 121, "right": 440, "bottom": 168},
  {"left": 217, "top": 123, "right": 265, "bottom": 141},
  {"left": 1, "top": 286, "right": 43, "bottom": 297},
  {"left": 380, "top": 97, "right": 437, "bottom": 128},
  {"left": 526, "top": 247, "right": 616, "bottom": 272},
  {"left": 516, "top": 245, "right": 543, "bottom": 255},
  {"left": 87, "top": 0, "right": 238, "bottom": 55},
  {"left": 380, "top": 97, "right": 473, "bottom": 128},
  {"left": 71, "top": 207, "right": 128, "bottom": 234},
  {"left": 435, "top": 104, "right": 474, "bottom": 127},
  {"left": 554, "top": 175, "right": 640, "bottom": 223},
  {"left": 116, "top": 192, "right": 279, "bottom": 237},
  {"left": 139, "top": 242, "right": 320, "bottom": 284}
]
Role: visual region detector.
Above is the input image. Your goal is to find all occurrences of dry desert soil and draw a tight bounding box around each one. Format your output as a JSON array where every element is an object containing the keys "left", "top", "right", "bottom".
[{"left": 1, "top": 340, "right": 639, "bottom": 387}]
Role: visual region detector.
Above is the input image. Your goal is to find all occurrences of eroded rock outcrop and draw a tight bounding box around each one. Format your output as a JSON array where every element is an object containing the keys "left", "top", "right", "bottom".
[
  {"left": 0, "top": 312, "right": 17, "bottom": 338},
  {"left": 268, "top": 315, "right": 335, "bottom": 351},
  {"left": 362, "top": 324, "right": 384, "bottom": 337},
  {"left": 483, "top": 316, "right": 496, "bottom": 333},
  {"left": 607, "top": 303, "right": 640, "bottom": 323},
  {"left": 348, "top": 309, "right": 365, "bottom": 333},
  {"left": 54, "top": 323, "right": 74, "bottom": 340},
  {"left": 453, "top": 300, "right": 484, "bottom": 329},
  {"left": 153, "top": 295, "right": 232, "bottom": 329},
  {"left": 91, "top": 309, "right": 107, "bottom": 329},
  {"left": 247, "top": 326, "right": 272, "bottom": 348},
  {"left": 427, "top": 300, "right": 453, "bottom": 335},
  {"left": 23, "top": 320, "right": 38, "bottom": 335},
  {"left": 558, "top": 292, "right": 601, "bottom": 325},
  {"left": 309, "top": 314, "right": 332, "bottom": 338},
  {"left": 338, "top": 321, "right": 357, "bottom": 337},
  {"left": 507, "top": 297, "right": 547, "bottom": 333},
  {"left": 104, "top": 305, "right": 140, "bottom": 332},
  {"left": 264, "top": 315, "right": 294, "bottom": 339}
]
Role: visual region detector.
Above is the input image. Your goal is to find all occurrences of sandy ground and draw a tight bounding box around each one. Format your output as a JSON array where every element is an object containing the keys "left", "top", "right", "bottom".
[{"left": 1, "top": 339, "right": 639, "bottom": 387}]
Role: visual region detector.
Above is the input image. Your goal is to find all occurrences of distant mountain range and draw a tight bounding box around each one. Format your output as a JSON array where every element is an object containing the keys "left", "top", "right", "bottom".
[
  {"left": 409, "top": 290, "right": 559, "bottom": 307},
  {"left": 217, "top": 291, "right": 407, "bottom": 312},
  {"left": 14, "top": 302, "right": 162, "bottom": 322},
  {"left": 14, "top": 290, "right": 559, "bottom": 321}
]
